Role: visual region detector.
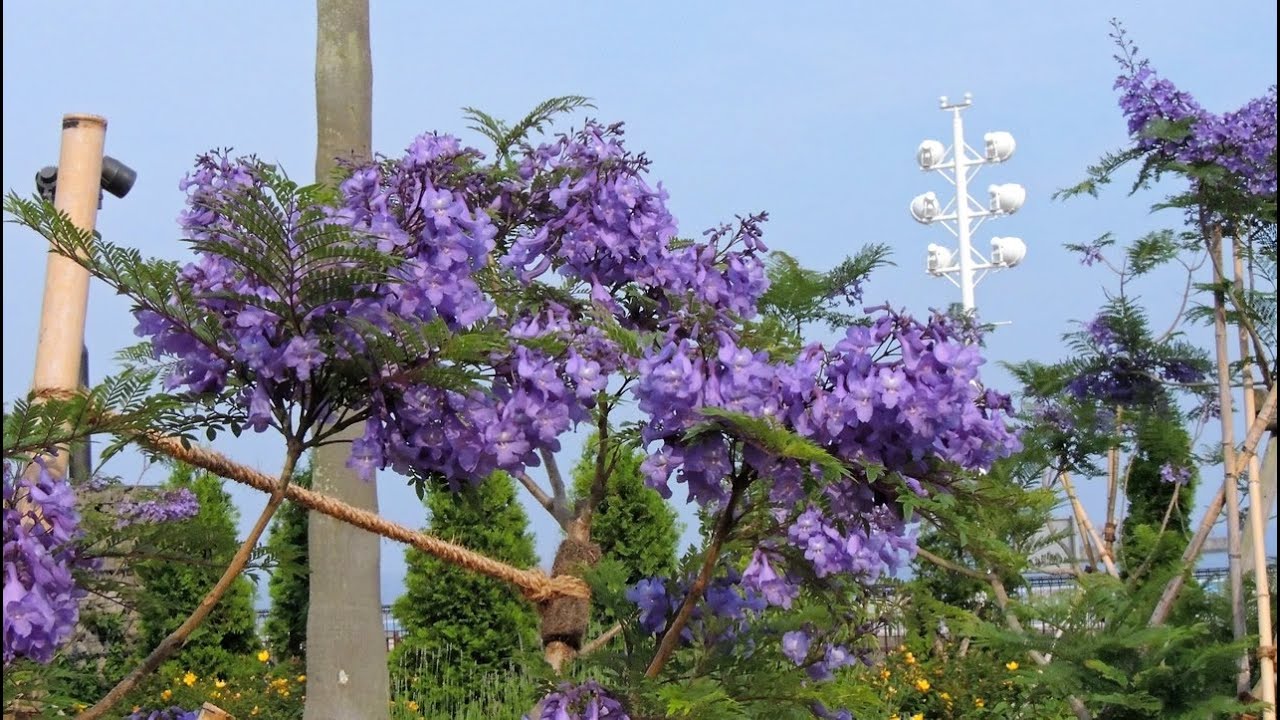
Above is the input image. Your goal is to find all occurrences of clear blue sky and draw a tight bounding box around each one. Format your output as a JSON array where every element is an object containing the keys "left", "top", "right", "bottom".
[{"left": 4, "top": 2, "right": 1276, "bottom": 607}]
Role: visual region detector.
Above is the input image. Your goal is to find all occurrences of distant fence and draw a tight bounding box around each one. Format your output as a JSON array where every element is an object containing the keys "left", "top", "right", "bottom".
[{"left": 254, "top": 564, "right": 1276, "bottom": 653}]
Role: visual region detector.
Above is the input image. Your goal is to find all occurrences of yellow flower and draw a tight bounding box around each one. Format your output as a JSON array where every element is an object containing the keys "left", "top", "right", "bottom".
[
  {"left": 234, "top": 693, "right": 242, "bottom": 700},
  {"left": 911, "top": 714, "right": 925, "bottom": 720},
  {"left": 880, "top": 669, "right": 892, "bottom": 681},
  {"left": 257, "top": 649, "right": 271, "bottom": 662},
  {"left": 183, "top": 672, "right": 197, "bottom": 687},
  {"left": 940, "top": 691, "right": 951, "bottom": 701},
  {"left": 214, "top": 678, "right": 227, "bottom": 689},
  {"left": 297, "top": 674, "right": 306, "bottom": 683},
  {"left": 974, "top": 697, "right": 986, "bottom": 708},
  {"left": 407, "top": 700, "right": 420, "bottom": 712},
  {"left": 161, "top": 689, "right": 172, "bottom": 701},
  {"left": 251, "top": 707, "right": 259, "bottom": 716},
  {"left": 904, "top": 651, "right": 917, "bottom": 665},
  {"left": 915, "top": 678, "right": 930, "bottom": 692},
  {"left": 889, "top": 715, "right": 900, "bottom": 720},
  {"left": 1005, "top": 660, "right": 1019, "bottom": 671}
]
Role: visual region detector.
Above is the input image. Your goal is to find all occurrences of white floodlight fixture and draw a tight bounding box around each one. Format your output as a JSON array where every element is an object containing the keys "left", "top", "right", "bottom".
[
  {"left": 983, "top": 131, "right": 1016, "bottom": 163},
  {"left": 926, "top": 243, "right": 955, "bottom": 274},
  {"left": 917, "top": 139, "right": 946, "bottom": 170},
  {"left": 990, "top": 236, "right": 1027, "bottom": 267},
  {"left": 988, "top": 183, "right": 1026, "bottom": 214},
  {"left": 910, "top": 191, "right": 942, "bottom": 224}
]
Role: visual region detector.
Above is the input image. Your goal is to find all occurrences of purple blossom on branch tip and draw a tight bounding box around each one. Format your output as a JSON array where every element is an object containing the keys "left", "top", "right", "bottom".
[{"left": 1111, "top": 22, "right": 1277, "bottom": 198}]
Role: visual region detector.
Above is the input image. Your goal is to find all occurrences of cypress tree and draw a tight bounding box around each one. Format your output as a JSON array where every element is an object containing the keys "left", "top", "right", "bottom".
[
  {"left": 571, "top": 434, "right": 679, "bottom": 617},
  {"left": 1121, "top": 413, "right": 1196, "bottom": 583},
  {"left": 389, "top": 472, "right": 539, "bottom": 708}
]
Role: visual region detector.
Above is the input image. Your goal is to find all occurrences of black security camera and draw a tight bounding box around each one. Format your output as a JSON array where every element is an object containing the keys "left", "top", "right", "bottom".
[{"left": 34, "top": 155, "right": 137, "bottom": 203}]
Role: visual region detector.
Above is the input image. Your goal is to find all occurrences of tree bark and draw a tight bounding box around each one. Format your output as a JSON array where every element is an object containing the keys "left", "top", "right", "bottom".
[{"left": 304, "top": 2, "right": 388, "bottom": 718}]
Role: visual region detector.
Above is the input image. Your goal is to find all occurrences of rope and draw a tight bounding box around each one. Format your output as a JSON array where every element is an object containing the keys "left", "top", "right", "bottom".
[
  {"left": 22, "top": 390, "right": 588, "bottom": 602},
  {"left": 138, "top": 432, "right": 589, "bottom": 602}
]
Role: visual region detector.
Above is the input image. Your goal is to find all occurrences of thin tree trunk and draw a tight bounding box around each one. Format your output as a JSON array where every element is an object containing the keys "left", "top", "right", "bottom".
[
  {"left": 1208, "top": 227, "right": 1251, "bottom": 696},
  {"left": 1234, "top": 235, "right": 1275, "bottom": 717},
  {"left": 305, "top": 2, "right": 388, "bottom": 718}
]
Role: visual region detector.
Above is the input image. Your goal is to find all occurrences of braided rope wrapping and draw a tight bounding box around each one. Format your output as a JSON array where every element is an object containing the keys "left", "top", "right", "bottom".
[{"left": 137, "top": 431, "right": 589, "bottom": 602}]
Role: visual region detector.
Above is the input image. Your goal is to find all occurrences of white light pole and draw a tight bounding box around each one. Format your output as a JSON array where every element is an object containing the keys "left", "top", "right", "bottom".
[{"left": 910, "top": 93, "right": 1026, "bottom": 314}]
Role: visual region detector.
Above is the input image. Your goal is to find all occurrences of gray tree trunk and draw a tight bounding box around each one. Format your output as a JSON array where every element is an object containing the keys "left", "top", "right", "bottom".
[{"left": 304, "top": 2, "right": 389, "bottom": 718}]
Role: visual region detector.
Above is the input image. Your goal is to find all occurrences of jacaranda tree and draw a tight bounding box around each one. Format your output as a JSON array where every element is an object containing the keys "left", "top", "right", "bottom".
[{"left": 3, "top": 94, "right": 1024, "bottom": 718}]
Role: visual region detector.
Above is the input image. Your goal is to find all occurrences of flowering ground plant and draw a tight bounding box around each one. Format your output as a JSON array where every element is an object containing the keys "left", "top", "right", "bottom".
[{"left": 120, "top": 651, "right": 306, "bottom": 720}]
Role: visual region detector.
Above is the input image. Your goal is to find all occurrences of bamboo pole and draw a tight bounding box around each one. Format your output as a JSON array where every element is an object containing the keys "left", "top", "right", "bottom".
[
  {"left": 1209, "top": 227, "right": 1251, "bottom": 696},
  {"left": 1104, "top": 407, "right": 1123, "bottom": 553},
  {"left": 1234, "top": 236, "right": 1275, "bottom": 718},
  {"left": 1060, "top": 471, "right": 1119, "bottom": 578},
  {"left": 28, "top": 114, "right": 106, "bottom": 478},
  {"left": 1151, "top": 383, "right": 1277, "bottom": 626},
  {"left": 1242, "top": 434, "right": 1278, "bottom": 575}
]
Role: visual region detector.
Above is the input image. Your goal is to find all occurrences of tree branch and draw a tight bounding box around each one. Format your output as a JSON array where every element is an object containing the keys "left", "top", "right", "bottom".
[
  {"left": 573, "top": 403, "right": 611, "bottom": 525},
  {"left": 579, "top": 623, "right": 623, "bottom": 656},
  {"left": 514, "top": 469, "right": 563, "bottom": 527},
  {"left": 540, "top": 447, "right": 569, "bottom": 521},
  {"left": 645, "top": 474, "right": 747, "bottom": 679}
]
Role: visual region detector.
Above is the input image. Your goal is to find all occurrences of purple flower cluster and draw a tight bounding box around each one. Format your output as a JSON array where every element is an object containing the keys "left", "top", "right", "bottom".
[
  {"left": 133, "top": 119, "right": 770, "bottom": 494},
  {"left": 1065, "top": 314, "right": 1204, "bottom": 404},
  {"left": 525, "top": 679, "right": 629, "bottom": 720},
  {"left": 1030, "top": 399, "right": 1077, "bottom": 436},
  {"left": 639, "top": 309, "right": 1018, "bottom": 503},
  {"left": 1113, "top": 27, "right": 1277, "bottom": 197},
  {"left": 2, "top": 460, "right": 85, "bottom": 665},
  {"left": 626, "top": 568, "right": 767, "bottom": 647},
  {"left": 779, "top": 629, "right": 860, "bottom": 682},
  {"left": 635, "top": 308, "right": 1015, "bottom": 589},
  {"left": 626, "top": 563, "right": 874, "bottom": 682},
  {"left": 502, "top": 122, "right": 769, "bottom": 327},
  {"left": 113, "top": 487, "right": 200, "bottom": 528}
]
